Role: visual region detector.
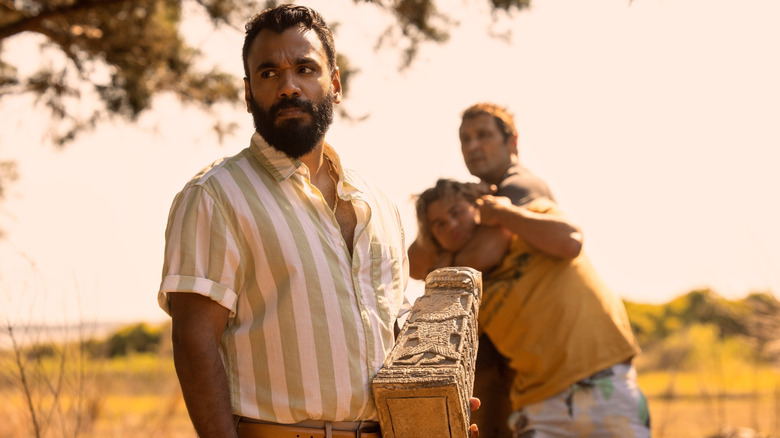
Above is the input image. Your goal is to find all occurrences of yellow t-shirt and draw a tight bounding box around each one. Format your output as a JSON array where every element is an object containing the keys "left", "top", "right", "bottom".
[{"left": 479, "top": 198, "right": 640, "bottom": 409}]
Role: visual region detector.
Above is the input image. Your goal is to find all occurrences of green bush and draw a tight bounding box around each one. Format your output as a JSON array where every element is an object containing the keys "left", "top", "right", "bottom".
[
  {"left": 625, "top": 290, "right": 779, "bottom": 348},
  {"left": 104, "top": 323, "right": 163, "bottom": 357},
  {"left": 638, "top": 323, "right": 758, "bottom": 372}
]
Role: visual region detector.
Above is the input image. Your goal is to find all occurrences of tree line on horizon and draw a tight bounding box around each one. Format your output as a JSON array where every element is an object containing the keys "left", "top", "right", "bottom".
[
  {"left": 625, "top": 288, "right": 780, "bottom": 372},
  {"left": 4, "top": 287, "right": 778, "bottom": 372}
]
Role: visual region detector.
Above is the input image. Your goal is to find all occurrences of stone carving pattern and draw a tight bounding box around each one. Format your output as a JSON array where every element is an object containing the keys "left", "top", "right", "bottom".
[{"left": 372, "top": 267, "right": 481, "bottom": 438}]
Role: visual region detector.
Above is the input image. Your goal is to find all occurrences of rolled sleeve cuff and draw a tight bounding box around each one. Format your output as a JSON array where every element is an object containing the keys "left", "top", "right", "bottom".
[{"left": 158, "top": 275, "right": 238, "bottom": 317}]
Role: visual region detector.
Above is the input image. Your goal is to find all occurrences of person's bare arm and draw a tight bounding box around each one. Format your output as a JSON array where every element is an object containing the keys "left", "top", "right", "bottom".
[
  {"left": 408, "top": 237, "right": 454, "bottom": 280},
  {"left": 170, "top": 293, "right": 237, "bottom": 438},
  {"left": 451, "top": 225, "right": 512, "bottom": 273},
  {"left": 477, "top": 195, "right": 582, "bottom": 259}
]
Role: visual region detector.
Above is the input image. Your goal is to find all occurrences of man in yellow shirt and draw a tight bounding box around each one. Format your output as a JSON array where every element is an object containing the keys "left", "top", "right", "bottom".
[{"left": 408, "top": 103, "right": 650, "bottom": 437}]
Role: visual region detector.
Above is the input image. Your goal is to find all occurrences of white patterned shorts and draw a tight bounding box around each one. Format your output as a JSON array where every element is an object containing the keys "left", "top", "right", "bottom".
[{"left": 508, "top": 363, "right": 651, "bottom": 438}]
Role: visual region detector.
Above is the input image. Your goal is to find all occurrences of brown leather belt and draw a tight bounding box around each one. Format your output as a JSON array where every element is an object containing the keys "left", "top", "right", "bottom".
[{"left": 235, "top": 417, "right": 381, "bottom": 438}]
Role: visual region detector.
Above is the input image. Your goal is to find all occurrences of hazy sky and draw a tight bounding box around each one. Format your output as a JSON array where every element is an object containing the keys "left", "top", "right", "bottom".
[{"left": 1, "top": 0, "right": 779, "bottom": 325}]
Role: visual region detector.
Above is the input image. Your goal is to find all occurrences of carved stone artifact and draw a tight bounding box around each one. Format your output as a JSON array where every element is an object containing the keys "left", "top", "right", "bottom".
[{"left": 372, "top": 267, "right": 482, "bottom": 438}]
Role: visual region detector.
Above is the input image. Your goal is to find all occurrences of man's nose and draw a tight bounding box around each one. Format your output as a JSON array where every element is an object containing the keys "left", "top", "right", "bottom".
[
  {"left": 462, "top": 138, "right": 479, "bottom": 154},
  {"left": 278, "top": 71, "right": 301, "bottom": 98}
]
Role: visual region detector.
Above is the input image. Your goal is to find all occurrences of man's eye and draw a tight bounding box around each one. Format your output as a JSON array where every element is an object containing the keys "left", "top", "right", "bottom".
[
  {"left": 260, "top": 70, "right": 277, "bottom": 79},
  {"left": 299, "top": 66, "right": 315, "bottom": 74}
]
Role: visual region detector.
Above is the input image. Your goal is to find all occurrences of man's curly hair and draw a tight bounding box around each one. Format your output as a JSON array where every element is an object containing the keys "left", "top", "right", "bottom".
[{"left": 242, "top": 4, "right": 337, "bottom": 81}]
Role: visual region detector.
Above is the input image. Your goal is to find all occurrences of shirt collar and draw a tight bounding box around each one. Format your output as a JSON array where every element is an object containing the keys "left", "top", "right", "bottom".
[
  {"left": 248, "top": 133, "right": 350, "bottom": 190},
  {"left": 249, "top": 133, "right": 302, "bottom": 182}
]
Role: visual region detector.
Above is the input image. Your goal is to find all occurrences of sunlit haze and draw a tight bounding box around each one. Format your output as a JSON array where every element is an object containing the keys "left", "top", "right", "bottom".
[{"left": 1, "top": 0, "right": 778, "bottom": 325}]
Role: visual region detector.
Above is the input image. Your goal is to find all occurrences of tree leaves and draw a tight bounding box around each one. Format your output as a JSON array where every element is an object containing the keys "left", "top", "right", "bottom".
[
  {"left": 1, "top": 0, "right": 246, "bottom": 145},
  {"left": 0, "top": 0, "right": 529, "bottom": 146}
]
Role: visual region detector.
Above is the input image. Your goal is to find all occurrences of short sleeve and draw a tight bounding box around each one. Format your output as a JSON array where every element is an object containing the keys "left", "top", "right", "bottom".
[
  {"left": 157, "top": 184, "right": 242, "bottom": 316},
  {"left": 498, "top": 167, "right": 554, "bottom": 206},
  {"left": 525, "top": 197, "right": 560, "bottom": 216}
]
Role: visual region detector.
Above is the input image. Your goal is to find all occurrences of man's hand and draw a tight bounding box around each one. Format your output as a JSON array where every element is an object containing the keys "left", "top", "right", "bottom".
[
  {"left": 469, "top": 397, "right": 481, "bottom": 437},
  {"left": 475, "top": 194, "right": 514, "bottom": 227},
  {"left": 465, "top": 182, "right": 497, "bottom": 198}
]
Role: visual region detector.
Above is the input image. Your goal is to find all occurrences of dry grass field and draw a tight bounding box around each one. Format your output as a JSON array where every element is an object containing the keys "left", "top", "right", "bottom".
[
  {"left": 2, "top": 350, "right": 779, "bottom": 438},
  {"left": 649, "top": 395, "right": 780, "bottom": 438},
  {"left": 0, "top": 351, "right": 196, "bottom": 438},
  {"left": 641, "top": 370, "right": 780, "bottom": 437},
  {"left": 3, "top": 309, "right": 779, "bottom": 438}
]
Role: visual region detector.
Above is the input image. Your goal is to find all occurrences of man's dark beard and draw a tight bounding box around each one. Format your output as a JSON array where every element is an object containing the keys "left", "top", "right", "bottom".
[{"left": 249, "top": 91, "right": 334, "bottom": 159}]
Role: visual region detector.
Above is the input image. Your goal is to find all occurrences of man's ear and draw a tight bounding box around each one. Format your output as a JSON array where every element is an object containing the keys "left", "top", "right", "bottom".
[
  {"left": 331, "top": 67, "right": 342, "bottom": 104},
  {"left": 509, "top": 134, "right": 519, "bottom": 155},
  {"left": 243, "top": 77, "right": 252, "bottom": 113}
]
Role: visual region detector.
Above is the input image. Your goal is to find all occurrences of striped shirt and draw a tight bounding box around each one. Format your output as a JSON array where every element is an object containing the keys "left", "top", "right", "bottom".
[{"left": 158, "top": 133, "right": 409, "bottom": 423}]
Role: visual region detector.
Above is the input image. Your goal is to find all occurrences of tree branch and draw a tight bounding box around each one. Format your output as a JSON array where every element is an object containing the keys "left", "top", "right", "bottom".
[
  {"left": 0, "top": 0, "right": 130, "bottom": 40},
  {"left": 6, "top": 323, "right": 42, "bottom": 438}
]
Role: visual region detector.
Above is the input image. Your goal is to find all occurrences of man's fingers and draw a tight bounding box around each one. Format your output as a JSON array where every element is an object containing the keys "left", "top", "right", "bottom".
[
  {"left": 469, "top": 397, "right": 480, "bottom": 437},
  {"left": 465, "top": 181, "right": 496, "bottom": 195}
]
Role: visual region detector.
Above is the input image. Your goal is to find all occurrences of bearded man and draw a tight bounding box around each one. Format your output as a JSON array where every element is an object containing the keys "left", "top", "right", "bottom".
[{"left": 157, "top": 5, "right": 411, "bottom": 438}]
